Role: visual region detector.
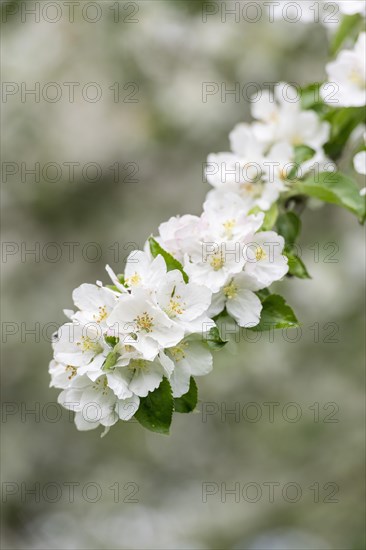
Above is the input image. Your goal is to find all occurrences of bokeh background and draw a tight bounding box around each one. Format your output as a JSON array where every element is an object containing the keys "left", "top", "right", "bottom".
[{"left": 1, "top": 1, "right": 365, "bottom": 549}]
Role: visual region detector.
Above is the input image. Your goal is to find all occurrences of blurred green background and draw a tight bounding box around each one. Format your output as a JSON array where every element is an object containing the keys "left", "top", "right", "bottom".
[{"left": 1, "top": 1, "right": 365, "bottom": 549}]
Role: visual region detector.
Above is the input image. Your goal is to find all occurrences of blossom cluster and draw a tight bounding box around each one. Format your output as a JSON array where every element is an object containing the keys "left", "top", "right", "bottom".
[
  {"left": 206, "top": 82, "right": 332, "bottom": 212},
  {"left": 49, "top": 193, "right": 289, "bottom": 433},
  {"left": 49, "top": 20, "right": 365, "bottom": 435}
]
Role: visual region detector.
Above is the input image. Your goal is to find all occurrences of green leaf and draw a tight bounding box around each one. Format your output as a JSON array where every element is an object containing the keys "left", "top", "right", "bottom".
[
  {"left": 104, "top": 335, "right": 119, "bottom": 347},
  {"left": 261, "top": 203, "right": 278, "bottom": 231},
  {"left": 134, "top": 377, "right": 173, "bottom": 435},
  {"left": 294, "top": 145, "right": 316, "bottom": 166},
  {"left": 251, "top": 294, "right": 298, "bottom": 331},
  {"left": 286, "top": 252, "right": 311, "bottom": 279},
  {"left": 331, "top": 13, "right": 363, "bottom": 55},
  {"left": 324, "top": 107, "right": 366, "bottom": 160},
  {"left": 255, "top": 288, "right": 271, "bottom": 302},
  {"left": 174, "top": 377, "right": 198, "bottom": 413},
  {"left": 295, "top": 171, "right": 365, "bottom": 221},
  {"left": 103, "top": 351, "right": 119, "bottom": 371},
  {"left": 205, "top": 325, "right": 227, "bottom": 350},
  {"left": 276, "top": 212, "right": 301, "bottom": 246},
  {"left": 149, "top": 237, "right": 189, "bottom": 283},
  {"left": 301, "top": 83, "right": 327, "bottom": 114}
]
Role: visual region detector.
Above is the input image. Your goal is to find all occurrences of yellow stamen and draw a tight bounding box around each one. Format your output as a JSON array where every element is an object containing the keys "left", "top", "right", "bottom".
[
  {"left": 134, "top": 312, "right": 154, "bottom": 333},
  {"left": 255, "top": 246, "right": 267, "bottom": 261},
  {"left": 65, "top": 365, "right": 77, "bottom": 380},
  {"left": 166, "top": 296, "right": 185, "bottom": 317},
  {"left": 170, "top": 342, "right": 189, "bottom": 362},
  {"left": 223, "top": 219, "right": 236, "bottom": 239},
  {"left": 129, "top": 359, "right": 148, "bottom": 371},
  {"left": 349, "top": 69, "right": 365, "bottom": 87},
  {"left": 210, "top": 253, "right": 225, "bottom": 271},
  {"left": 94, "top": 305, "right": 108, "bottom": 323},
  {"left": 77, "top": 337, "right": 103, "bottom": 354},
  {"left": 125, "top": 272, "right": 141, "bottom": 287},
  {"left": 223, "top": 281, "right": 238, "bottom": 300}
]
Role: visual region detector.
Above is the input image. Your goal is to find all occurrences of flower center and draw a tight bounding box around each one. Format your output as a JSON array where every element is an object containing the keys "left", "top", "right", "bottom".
[
  {"left": 77, "top": 337, "right": 103, "bottom": 354},
  {"left": 223, "top": 281, "right": 238, "bottom": 300},
  {"left": 349, "top": 68, "right": 365, "bottom": 88},
  {"left": 93, "top": 376, "right": 109, "bottom": 395},
  {"left": 129, "top": 359, "right": 148, "bottom": 371},
  {"left": 291, "top": 135, "right": 303, "bottom": 146},
  {"left": 134, "top": 312, "right": 154, "bottom": 333},
  {"left": 240, "top": 181, "right": 263, "bottom": 198},
  {"left": 169, "top": 342, "right": 189, "bottom": 362},
  {"left": 210, "top": 252, "right": 225, "bottom": 271},
  {"left": 255, "top": 246, "right": 267, "bottom": 261},
  {"left": 223, "top": 219, "right": 236, "bottom": 239},
  {"left": 166, "top": 296, "right": 185, "bottom": 317},
  {"left": 125, "top": 272, "right": 141, "bottom": 287},
  {"left": 94, "top": 305, "right": 108, "bottom": 323},
  {"left": 65, "top": 365, "right": 77, "bottom": 380},
  {"left": 279, "top": 167, "right": 290, "bottom": 180}
]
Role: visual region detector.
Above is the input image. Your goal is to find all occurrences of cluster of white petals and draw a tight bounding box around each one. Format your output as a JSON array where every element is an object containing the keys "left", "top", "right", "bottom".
[
  {"left": 49, "top": 28, "right": 365, "bottom": 434},
  {"left": 322, "top": 32, "right": 366, "bottom": 107},
  {"left": 205, "top": 83, "right": 331, "bottom": 212},
  {"left": 50, "top": 190, "right": 289, "bottom": 431}
]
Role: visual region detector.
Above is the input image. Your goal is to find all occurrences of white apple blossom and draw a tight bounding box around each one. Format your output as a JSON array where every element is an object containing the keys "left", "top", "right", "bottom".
[
  {"left": 124, "top": 250, "right": 167, "bottom": 290},
  {"left": 70, "top": 283, "right": 118, "bottom": 328},
  {"left": 322, "top": 33, "right": 366, "bottom": 107},
  {"left": 184, "top": 239, "right": 246, "bottom": 294},
  {"left": 229, "top": 123, "right": 266, "bottom": 160},
  {"left": 157, "top": 214, "right": 202, "bottom": 261},
  {"left": 243, "top": 231, "right": 289, "bottom": 288},
  {"left": 102, "top": 350, "right": 174, "bottom": 399},
  {"left": 354, "top": 133, "right": 366, "bottom": 196},
  {"left": 202, "top": 192, "right": 264, "bottom": 241},
  {"left": 206, "top": 150, "right": 285, "bottom": 212},
  {"left": 251, "top": 82, "right": 330, "bottom": 151},
  {"left": 58, "top": 374, "right": 139, "bottom": 431},
  {"left": 262, "top": 141, "right": 296, "bottom": 190},
  {"left": 155, "top": 270, "right": 213, "bottom": 333},
  {"left": 166, "top": 337, "right": 213, "bottom": 398},
  {"left": 354, "top": 133, "right": 366, "bottom": 176},
  {"left": 107, "top": 287, "right": 185, "bottom": 360},
  {"left": 208, "top": 272, "right": 263, "bottom": 328},
  {"left": 49, "top": 359, "right": 76, "bottom": 390},
  {"left": 53, "top": 322, "right": 110, "bottom": 379},
  {"left": 354, "top": 150, "right": 366, "bottom": 176}
]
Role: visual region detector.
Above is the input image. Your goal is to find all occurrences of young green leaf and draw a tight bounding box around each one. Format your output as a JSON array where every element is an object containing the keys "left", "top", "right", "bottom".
[
  {"left": 295, "top": 171, "right": 365, "bottom": 221},
  {"left": 134, "top": 377, "right": 173, "bottom": 435},
  {"left": 174, "top": 377, "right": 198, "bottom": 413},
  {"left": 261, "top": 203, "right": 278, "bottom": 231},
  {"left": 104, "top": 335, "right": 119, "bottom": 347},
  {"left": 255, "top": 288, "right": 271, "bottom": 302},
  {"left": 294, "top": 145, "right": 316, "bottom": 165},
  {"left": 331, "top": 13, "right": 363, "bottom": 55},
  {"left": 324, "top": 107, "right": 365, "bottom": 160},
  {"left": 301, "top": 83, "right": 327, "bottom": 113},
  {"left": 205, "top": 325, "right": 228, "bottom": 350},
  {"left": 286, "top": 252, "right": 311, "bottom": 279},
  {"left": 250, "top": 294, "right": 298, "bottom": 331},
  {"left": 276, "top": 212, "right": 301, "bottom": 246},
  {"left": 149, "top": 236, "right": 189, "bottom": 283}
]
